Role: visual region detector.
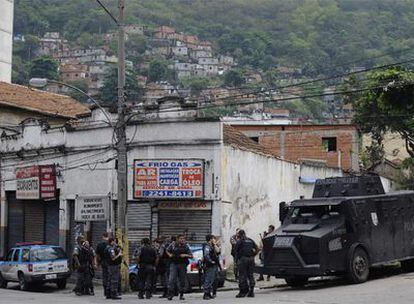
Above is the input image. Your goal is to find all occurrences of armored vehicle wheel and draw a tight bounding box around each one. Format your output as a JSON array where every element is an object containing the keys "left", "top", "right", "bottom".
[
  {"left": 348, "top": 247, "right": 370, "bottom": 283},
  {"left": 285, "top": 276, "right": 308, "bottom": 287},
  {"left": 401, "top": 259, "right": 414, "bottom": 273}
]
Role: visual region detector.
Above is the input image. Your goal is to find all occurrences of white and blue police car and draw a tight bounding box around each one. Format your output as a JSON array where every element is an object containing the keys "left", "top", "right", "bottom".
[{"left": 0, "top": 242, "right": 71, "bottom": 290}]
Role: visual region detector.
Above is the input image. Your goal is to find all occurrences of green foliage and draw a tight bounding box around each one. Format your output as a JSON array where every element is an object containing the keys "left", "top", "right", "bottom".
[
  {"left": 67, "top": 79, "right": 90, "bottom": 103},
  {"left": 224, "top": 69, "right": 245, "bottom": 87},
  {"left": 180, "top": 77, "right": 211, "bottom": 96},
  {"left": 352, "top": 67, "right": 414, "bottom": 157},
  {"left": 148, "top": 58, "right": 171, "bottom": 82},
  {"left": 100, "top": 66, "right": 142, "bottom": 104},
  {"left": 13, "top": 0, "right": 414, "bottom": 78},
  {"left": 29, "top": 56, "right": 59, "bottom": 80}
]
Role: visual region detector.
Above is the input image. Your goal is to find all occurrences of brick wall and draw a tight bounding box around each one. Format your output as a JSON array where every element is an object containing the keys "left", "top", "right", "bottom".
[{"left": 231, "top": 124, "right": 359, "bottom": 172}]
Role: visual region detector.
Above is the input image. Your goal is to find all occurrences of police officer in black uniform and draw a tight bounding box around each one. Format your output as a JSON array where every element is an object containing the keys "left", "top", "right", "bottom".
[
  {"left": 72, "top": 235, "right": 85, "bottom": 296},
  {"left": 106, "top": 237, "right": 122, "bottom": 300},
  {"left": 234, "top": 229, "right": 258, "bottom": 298},
  {"left": 202, "top": 234, "right": 219, "bottom": 300},
  {"left": 96, "top": 232, "right": 110, "bottom": 298},
  {"left": 166, "top": 234, "right": 193, "bottom": 301},
  {"left": 136, "top": 238, "right": 158, "bottom": 299}
]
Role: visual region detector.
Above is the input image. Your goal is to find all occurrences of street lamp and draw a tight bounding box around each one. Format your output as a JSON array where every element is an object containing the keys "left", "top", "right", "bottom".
[{"left": 29, "top": 78, "right": 113, "bottom": 126}]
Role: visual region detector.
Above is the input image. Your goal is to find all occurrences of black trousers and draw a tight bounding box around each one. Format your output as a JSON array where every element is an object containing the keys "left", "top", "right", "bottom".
[
  {"left": 107, "top": 264, "right": 120, "bottom": 297},
  {"left": 102, "top": 264, "right": 109, "bottom": 296},
  {"left": 238, "top": 257, "right": 255, "bottom": 292},
  {"left": 138, "top": 264, "right": 155, "bottom": 293}
]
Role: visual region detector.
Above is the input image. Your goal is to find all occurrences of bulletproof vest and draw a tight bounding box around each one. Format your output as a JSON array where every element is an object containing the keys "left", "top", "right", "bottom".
[
  {"left": 106, "top": 245, "right": 122, "bottom": 265},
  {"left": 96, "top": 241, "right": 108, "bottom": 260},
  {"left": 78, "top": 247, "right": 91, "bottom": 266},
  {"left": 203, "top": 243, "right": 218, "bottom": 266},
  {"left": 238, "top": 238, "right": 257, "bottom": 258},
  {"left": 171, "top": 244, "right": 190, "bottom": 264},
  {"left": 139, "top": 245, "right": 157, "bottom": 265}
]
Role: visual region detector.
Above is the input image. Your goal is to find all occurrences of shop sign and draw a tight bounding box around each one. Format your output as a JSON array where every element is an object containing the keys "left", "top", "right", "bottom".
[
  {"left": 16, "top": 165, "right": 57, "bottom": 200},
  {"left": 158, "top": 201, "right": 212, "bottom": 210},
  {"left": 75, "top": 196, "right": 109, "bottom": 222},
  {"left": 134, "top": 159, "right": 204, "bottom": 199},
  {"left": 16, "top": 166, "right": 40, "bottom": 200},
  {"left": 39, "top": 165, "right": 57, "bottom": 200}
]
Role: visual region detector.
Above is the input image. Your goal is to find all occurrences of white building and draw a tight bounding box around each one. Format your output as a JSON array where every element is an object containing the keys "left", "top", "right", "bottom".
[
  {"left": 0, "top": 0, "right": 13, "bottom": 83},
  {"left": 0, "top": 100, "right": 343, "bottom": 263}
]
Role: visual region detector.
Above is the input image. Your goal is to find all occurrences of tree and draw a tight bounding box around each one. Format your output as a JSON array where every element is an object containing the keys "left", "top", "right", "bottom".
[
  {"left": 100, "top": 67, "right": 142, "bottom": 104},
  {"left": 148, "top": 59, "right": 170, "bottom": 82},
  {"left": 351, "top": 67, "right": 414, "bottom": 187},
  {"left": 29, "top": 56, "right": 59, "bottom": 80},
  {"left": 67, "top": 79, "right": 90, "bottom": 103},
  {"left": 224, "top": 69, "right": 245, "bottom": 87}
]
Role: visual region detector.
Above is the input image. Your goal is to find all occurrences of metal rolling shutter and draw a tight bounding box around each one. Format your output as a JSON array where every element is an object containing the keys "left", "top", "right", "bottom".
[
  {"left": 127, "top": 203, "right": 152, "bottom": 259},
  {"left": 24, "top": 201, "right": 45, "bottom": 243},
  {"left": 90, "top": 220, "right": 107, "bottom": 278},
  {"left": 6, "top": 192, "right": 24, "bottom": 250},
  {"left": 44, "top": 200, "right": 59, "bottom": 245},
  {"left": 158, "top": 209, "right": 211, "bottom": 244}
]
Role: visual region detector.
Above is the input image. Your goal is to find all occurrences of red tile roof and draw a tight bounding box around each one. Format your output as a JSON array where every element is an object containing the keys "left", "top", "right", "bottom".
[{"left": 0, "top": 82, "right": 91, "bottom": 119}]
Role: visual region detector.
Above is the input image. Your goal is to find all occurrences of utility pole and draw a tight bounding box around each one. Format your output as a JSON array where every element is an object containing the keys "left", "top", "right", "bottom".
[{"left": 116, "top": 0, "right": 129, "bottom": 291}]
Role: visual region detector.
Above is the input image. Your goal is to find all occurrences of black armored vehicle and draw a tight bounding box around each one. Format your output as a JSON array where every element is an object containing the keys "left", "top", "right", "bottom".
[{"left": 257, "top": 176, "right": 414, "bottom": 287}]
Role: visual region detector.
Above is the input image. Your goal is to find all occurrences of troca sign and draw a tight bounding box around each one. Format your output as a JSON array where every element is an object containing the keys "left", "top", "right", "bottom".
[{"left": 15, "top": 165, "right": 57, "bottom": 200}]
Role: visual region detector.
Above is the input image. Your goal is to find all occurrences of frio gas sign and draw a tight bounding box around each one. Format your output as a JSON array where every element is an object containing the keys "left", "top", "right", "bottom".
[{"left": 134, "top": 159, "right": 204, "bottom": 199}]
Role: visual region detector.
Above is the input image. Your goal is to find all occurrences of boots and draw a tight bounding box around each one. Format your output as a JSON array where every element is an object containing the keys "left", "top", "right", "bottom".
[
  {"left": 145, "top": 291, "right": 152, "bottom": 299},
  {"left": 179, "top": 292, "right": 185, "bottom": 300},
  {"left": 235, "top": 290, "right": 248, "bottom": 298},
  {"left": 138, "top": 291, "right": 144, "bottom": 299},
  {"left": 247, "top": 288, "right": 255, "bottom": 298},
  {"left": 203, "top": 293, "right": 211, "bottom": 300}
]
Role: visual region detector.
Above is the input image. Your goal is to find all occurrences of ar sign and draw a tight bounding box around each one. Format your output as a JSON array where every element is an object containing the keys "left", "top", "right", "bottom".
[{"left": 134, "top": 160, "right": 204, "bottom": 199}]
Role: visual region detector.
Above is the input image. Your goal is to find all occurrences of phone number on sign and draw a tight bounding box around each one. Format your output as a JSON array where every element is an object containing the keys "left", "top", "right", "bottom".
[{"left": 142, "top": 190, "right": 196, "bottom": 197}]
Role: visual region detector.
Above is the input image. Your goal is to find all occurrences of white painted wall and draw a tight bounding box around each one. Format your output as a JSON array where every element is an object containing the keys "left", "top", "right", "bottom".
[
  {"left": 220, "top": 146, "right": 343, "bottom": 262},
  {"left": 0, "top": 0, "right": 13, "bottom": 83}
]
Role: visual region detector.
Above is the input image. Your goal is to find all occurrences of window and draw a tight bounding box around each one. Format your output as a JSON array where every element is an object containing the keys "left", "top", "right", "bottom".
[
  {"left": 5, "top": 250, "right": 14, "bottom": 261},
  {"left": 30, "top": 247, "right": 67, "bottom": 261},
  {"left": 250, "top": 137, "right": 259, "bottom": 143},
  {"left": 22, "top": 249, "right": 30, "bottom": 262},
  {"left": 13, "top": 249, "right": 20, "bottom": 262},
  {"left": 322, "top": 137, "right": 337, "bottom": 152}
]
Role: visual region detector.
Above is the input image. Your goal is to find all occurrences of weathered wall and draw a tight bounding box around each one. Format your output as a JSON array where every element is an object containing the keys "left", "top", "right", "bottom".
[
  {"left": 232, "top": 124, "right": 359, "bottom": 172},
  {"left": 220, "top": 145, "right": 343, "bottom": 261},
  {"left": 0, "top": 0, "right": 13, "bottom": 83}
]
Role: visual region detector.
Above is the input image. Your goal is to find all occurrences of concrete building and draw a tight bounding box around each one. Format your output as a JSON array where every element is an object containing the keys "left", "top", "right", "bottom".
[
  {"left": 232, "top": 124, "right": 359, "bottom": 172},
  {"left": 0, "top": 99, "right": 343, "bottom": 264},
  {"left": 0, "top": 0, "right": 13, "bottom": 83}
]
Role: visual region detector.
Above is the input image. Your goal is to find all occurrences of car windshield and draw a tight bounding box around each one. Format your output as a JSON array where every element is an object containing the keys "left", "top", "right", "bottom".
[
  {"left": 290, "top": 204, "right": 342, "bottom": 224},
  {"left": 30, "top": 247, "right": 67, "bottom": 261}
]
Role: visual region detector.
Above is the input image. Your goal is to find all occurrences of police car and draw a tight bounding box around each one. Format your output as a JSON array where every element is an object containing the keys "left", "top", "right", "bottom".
[{"left": 0, "top": 243, "right": 71, "bottom": 290}]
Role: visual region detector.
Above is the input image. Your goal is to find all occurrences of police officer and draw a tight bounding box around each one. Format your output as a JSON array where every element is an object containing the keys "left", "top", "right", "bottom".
[
  {"left": 136, "top": 238, "right": 158, "bottom": 299},
  {"left": 106, "top": 237, "right": 122, "bottom": 300},
  {"left": 96, "top": 232, "right": 110, "bottom": 298},
  {"left": 81, "top": 240, "right": 96, "bottom": 295},
  {"left": 202, "top": 234, "right": 219, "bottom": 300},
  {"left": 72, "top": 235, "right": 85, "bottom": 296},
  {"left": 156, "top": 236, "right": 170, "bottom": 298},
  {"left": 230, "top": 228, "right": 240, "bottom": 280},
  {"left": 234, "top": 229, "right": 258, "bottom": 298},
  {"left": 166, "top": 234, "right": 193, "bottom": 301}
]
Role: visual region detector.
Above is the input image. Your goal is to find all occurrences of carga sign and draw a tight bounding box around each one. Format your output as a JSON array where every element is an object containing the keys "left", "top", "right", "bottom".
[{"left": 134, "top": 160, "right": 204, "bottom": 199}]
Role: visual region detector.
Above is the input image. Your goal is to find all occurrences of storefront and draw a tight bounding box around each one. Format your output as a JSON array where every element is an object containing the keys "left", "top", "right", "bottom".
[
  {"left": 131, "top": 159, "right": 212, "bottom": 245},
  {"left": 6, "top": 165, "right": 58, "bottom": 250}
]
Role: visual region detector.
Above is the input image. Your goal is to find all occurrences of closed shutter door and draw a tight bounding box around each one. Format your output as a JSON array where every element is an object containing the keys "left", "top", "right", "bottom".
[
  {"left": 127, "top": 203, "right": 151, "bottom": 259},
  {"left": 44, "top": 200, "right": 59, "bottom": 245},
  {"left": 7, "top": 192, "right": 24, "bottom": 250},
  {"left": 158, "top": 209, "right": 211, "bottom": 244},
  {"left": 24, "top": 201, "right": 45, "bottom": 243},
  {"left": 90, "top": 220, "right": 107, "bottom": 278}
]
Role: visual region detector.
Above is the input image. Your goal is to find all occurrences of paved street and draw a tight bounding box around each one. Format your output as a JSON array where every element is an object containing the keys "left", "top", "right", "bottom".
[{"left": 2, "top": 270, "right": 414, "bottom": 304}]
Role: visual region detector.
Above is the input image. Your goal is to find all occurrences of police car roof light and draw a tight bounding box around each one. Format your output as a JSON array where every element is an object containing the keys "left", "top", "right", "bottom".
[{"left": 15, "top": 242, "right": 43, "bottom": 247}]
